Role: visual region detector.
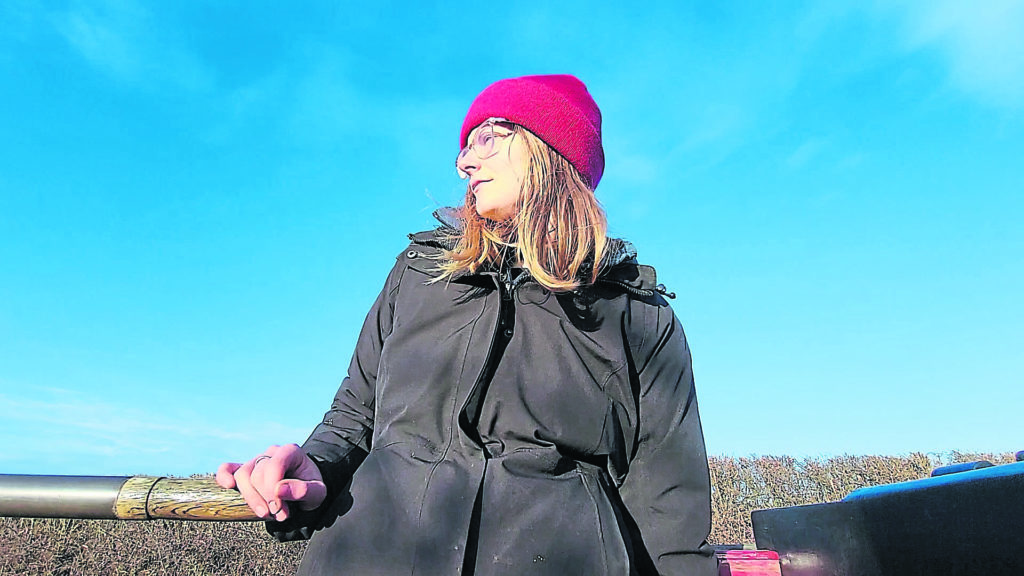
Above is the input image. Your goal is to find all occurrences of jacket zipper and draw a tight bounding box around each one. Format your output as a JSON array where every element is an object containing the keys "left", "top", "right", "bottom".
[{"left": 457, "top": 270, "right": 514, "bottom": 455}]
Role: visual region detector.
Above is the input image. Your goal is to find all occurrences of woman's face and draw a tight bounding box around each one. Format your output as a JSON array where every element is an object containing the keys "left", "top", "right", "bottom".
[{"left": 456, "top": 121, "right": 527, "bottom": 221}]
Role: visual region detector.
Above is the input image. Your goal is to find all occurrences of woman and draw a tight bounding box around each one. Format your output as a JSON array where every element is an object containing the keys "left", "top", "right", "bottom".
[{"left": 218, "top": 74, "right": 716, "bottom": 575}]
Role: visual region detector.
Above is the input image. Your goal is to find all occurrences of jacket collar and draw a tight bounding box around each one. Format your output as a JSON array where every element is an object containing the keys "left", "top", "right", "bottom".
[{"left": 407, "top": 208, "right": 665, "bottom": 295}]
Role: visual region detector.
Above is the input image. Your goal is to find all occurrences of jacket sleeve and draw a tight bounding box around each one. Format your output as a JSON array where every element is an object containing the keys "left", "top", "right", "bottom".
[
  {"left": 266, "top": 257, "right": 406, "bottom": 542},
  {"left": 618, "top": 301, "right": 717, "bottom": 575}
]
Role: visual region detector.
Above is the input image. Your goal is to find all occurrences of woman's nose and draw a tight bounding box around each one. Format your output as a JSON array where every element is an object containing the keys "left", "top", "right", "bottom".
[{"left": 456, "top": 147, "right": 480, "bottom": 178}]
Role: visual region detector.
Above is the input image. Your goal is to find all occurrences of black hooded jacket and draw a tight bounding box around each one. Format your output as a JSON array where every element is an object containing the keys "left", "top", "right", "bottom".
[{"left": 270, "top": 218, "right": 716, "bottom": 575}]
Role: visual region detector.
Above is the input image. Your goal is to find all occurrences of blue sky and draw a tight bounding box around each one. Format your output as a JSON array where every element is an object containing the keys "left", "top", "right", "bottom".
[{"left": 1, "top": 1, "right": 1022, "bottom": 477}]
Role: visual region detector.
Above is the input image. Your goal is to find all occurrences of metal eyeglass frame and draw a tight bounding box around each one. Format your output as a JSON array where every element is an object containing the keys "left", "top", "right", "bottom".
[{"left": 456, "top": 117, "right": 516, "bottom": 179}]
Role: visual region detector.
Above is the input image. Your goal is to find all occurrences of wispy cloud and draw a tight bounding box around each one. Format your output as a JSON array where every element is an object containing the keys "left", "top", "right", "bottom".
[
  {"left": 52, "top": 2, "right": 140, "bottom": 81},
  {"left": 202, "top": 67, "right": 289, "bottom": 145},
  {"left": 0, "top": 0, "right": 38, "bottom": 45},
  {"left": 285, "top": 48, "right": 366, "bottom": 144},
  {"left": 787, "top": 138, "right": 827, "bottom": 169},
  {"left": 202, "top": 45, "right": 381, "bottom": 148},
  {"left": 49, "top": 0, "right": 212, "bottom": 91},
  {"left": 0, "top": 384, "right": 309, "bottom": 476},
  {"left": 894, "top": 0, "right": 1024, "bottom": 108}
]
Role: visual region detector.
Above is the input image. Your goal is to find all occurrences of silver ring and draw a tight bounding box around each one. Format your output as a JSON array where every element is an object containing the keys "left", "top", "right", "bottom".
[{"left": 253, "top": 455, "right": 271, "bottom": 466}]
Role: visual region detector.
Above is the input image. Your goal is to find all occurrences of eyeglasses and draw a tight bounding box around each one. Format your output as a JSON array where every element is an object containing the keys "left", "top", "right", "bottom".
[{"left": 456, "top": 117, "right": 515, "bottom": 179}]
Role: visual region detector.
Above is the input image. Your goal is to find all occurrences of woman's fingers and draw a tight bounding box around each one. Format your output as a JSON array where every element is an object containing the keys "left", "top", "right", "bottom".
[
  {"left": 217, "top": 444, "right": 325, "bottom": 520},
  {"left": 250, "top": 449, "right": 288, "bottom": 518},
  {"left": 265, "top": 479, "right": 328, "bottom": 522},
  {"left": 233, "top": 456, "right": 272, "bottom": 518},
  {"left": 277, "top": 478, "right": 328, "bottom": 511},
  {"left": 215, "top": 462, "right": 242, "bottom": 489}
]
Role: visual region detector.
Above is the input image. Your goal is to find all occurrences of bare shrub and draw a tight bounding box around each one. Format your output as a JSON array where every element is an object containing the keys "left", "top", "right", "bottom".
[{"left": 706, "top": 451, "right": 1015, "bottom": 546}]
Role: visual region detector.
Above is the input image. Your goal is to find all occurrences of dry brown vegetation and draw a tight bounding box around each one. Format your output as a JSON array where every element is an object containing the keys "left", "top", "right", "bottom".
[
  {"left": 708, "top": 450, "right": 1016, "bottom": 544},
  {"left": 1, "top": 516, "right": 303, "bottom": 573},
  {"left": 0, "top": 518, "right": 304, "bottom": 576},
  {"left": 2, "top": 451, "right": 1015, "bottom": 575}
]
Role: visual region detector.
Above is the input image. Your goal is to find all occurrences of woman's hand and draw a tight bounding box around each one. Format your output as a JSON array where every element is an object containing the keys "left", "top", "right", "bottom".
[{"left": 216, "top": 443, "right": 327, "bottom": 522}]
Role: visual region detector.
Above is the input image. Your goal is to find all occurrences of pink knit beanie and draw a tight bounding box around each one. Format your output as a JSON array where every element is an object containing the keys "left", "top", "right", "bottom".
[{"left": 461, "top": 74, "right": 605, "bottom": 189}]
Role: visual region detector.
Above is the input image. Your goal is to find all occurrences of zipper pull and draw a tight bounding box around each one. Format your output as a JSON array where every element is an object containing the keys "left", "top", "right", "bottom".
[{"left": 502, "top": 268, "right": 514, "bottom": 300}]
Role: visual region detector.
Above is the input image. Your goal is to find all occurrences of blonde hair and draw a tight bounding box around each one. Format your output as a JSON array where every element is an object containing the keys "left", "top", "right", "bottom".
[{"left": 436, "top": 125, "right": 608, "bottom": 292}]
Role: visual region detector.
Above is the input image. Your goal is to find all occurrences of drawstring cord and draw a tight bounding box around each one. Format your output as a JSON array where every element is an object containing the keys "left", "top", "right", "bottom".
[{"left": 595, "top": 279, "right": 676, "bottom": 299}]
